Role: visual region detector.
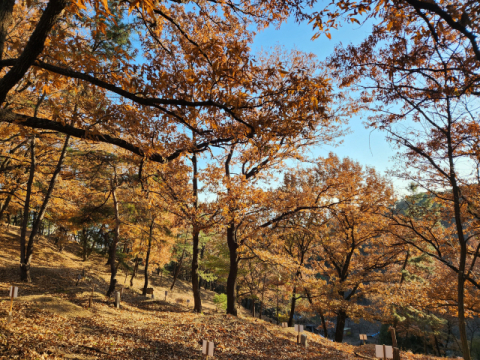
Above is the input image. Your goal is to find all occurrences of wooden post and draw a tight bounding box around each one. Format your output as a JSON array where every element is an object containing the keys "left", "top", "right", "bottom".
[
  {"left": 295, "top": 325, "right": 304, "bottom": 344},
  {"left": 165, "top": 290, "right": 168, "bottom": 301},
  {"left": 383, "top": 344, "right": 386, "bottom": 360},
  {"left": 388, "top": 327, "right": 398, "bottom": 347},
  {"left": 9, "top": 290, "right": 14, "bottom": 313},
  {"left": 115, "top": 291, "right": 121, "bottom": 309},
  {"left": 388, "top": 326, "right": 400, "bottom": 360},
  {"left": 301, "top": 334, "right": 308, "bottom": 348},
  {"left": 8, "top": 286, "right": 18, "bottom": 324},
  {"left": 393, "top": 348, "right": 400, "bottom": 360}
]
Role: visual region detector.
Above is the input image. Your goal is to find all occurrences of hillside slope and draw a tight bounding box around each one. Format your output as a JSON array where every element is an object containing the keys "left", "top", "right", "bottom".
[{"left": 0, "top": 226, "right": 442, "bottom": 359}]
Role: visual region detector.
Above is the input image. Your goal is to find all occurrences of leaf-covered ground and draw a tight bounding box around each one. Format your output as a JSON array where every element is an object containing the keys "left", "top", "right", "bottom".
[
  {"left": 0, "top": 226, "right": 446, "bottom": 359},
  {"left": 0, "top": 295, "right": 350, "bottom": 359}
]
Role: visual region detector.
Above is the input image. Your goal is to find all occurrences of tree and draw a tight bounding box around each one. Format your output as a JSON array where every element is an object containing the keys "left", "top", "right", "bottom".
[
  {"left": 274, "top": 211, "right": 321, "bottom": 327},
  {"left": 327, "top": 2, "right": 480, "bottom": 353},
  {"left": 0, "top": 0, "right": 323, "bottom": 171},
  {"left": 275, "top": 155, "right": 400, "bottom": 342},
  {"left": 141, "top": 149, "right": 217, "bottom": 313},
  {"left": 19, "top": 131, "right": 70, "bottom": 281}
]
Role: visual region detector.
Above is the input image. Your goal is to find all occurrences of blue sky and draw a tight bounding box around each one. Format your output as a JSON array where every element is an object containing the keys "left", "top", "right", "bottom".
[{"left": 250, "top": 17, "right": 410, "bottom": 193}]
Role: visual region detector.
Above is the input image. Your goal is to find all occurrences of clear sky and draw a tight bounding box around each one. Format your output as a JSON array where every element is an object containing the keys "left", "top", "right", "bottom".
[{"left": 250, "top": 17, "right": 410, "bottom": 193}]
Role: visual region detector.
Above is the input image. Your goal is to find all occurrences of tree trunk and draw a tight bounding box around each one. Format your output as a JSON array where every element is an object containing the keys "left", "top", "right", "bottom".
[
  {"left": 259, "top": 274, "right": 266, "bottom": 320},
  {"left": 288, "top": 285, "right": 297, "bottom": 327},
  {"left": 319, "top": 308, "right": 328, "bottom": 338},
  {"left": 20, "top": 137, "right": 36, "bottom": 282},
  {"left": 191, "top": 225, "right": 202, "bottom": 312},
  {"left": 226, "top": 222, "right": 238, "bottom": 315},
  {"left": 170, "top": 249, "right": 185, "bottom": 290},
  {"left": 82, "top": 228, "right": 88, "bottom": 261},
  {"left": 106, "top": 241, "right": 114, "bottom": 266},
  {"left": 106, "top": 186, "right": 120, "bottom": 297},
  {"left": 305, "top": 289, "right": 328, "bottom": 337},
  {"left": 334, "top": 310, "right": 347, "bottom": 342},
  {"left": 0, "top": 0, "right": 15, "bottom": 63},
  {"left": 448, "top": 127, "right": 471, "bottom": 360},
  {"left": 20, "top": 134, "right": 69, "bottom": 282},
  {"left": 142, "top": 220, "right": 154, "bottom": 296},
  {"left": 190, "top": 151, "right": 202, "bottom": 313},
  {"left": 458, "top": 268, "right": 470, "bottom": 360},
  {"left": 130, "top": 256, "right": 139, "bottom": 287},
  {"left": 434, "top": 334, "right": 442, "bottom": 356},
  {"left": 0, "top": 194, "right": 12, "bottom": 223}
]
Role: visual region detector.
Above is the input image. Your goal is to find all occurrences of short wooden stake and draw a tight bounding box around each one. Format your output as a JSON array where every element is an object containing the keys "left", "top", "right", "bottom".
[
  {"left": 301, "top": 334, "right": 308, "bottom": 348},
  {"left": 294, "top": 324, "right": 304, "bottom": 344},
  {"left": 165, "top": 290, "right": 168, "bottom": 301},
  {"left": 115, "top": 291, "right": 121, "bottom": 309},
  {"left": 7, "top": 286, "right": 18, "bottom": 324}
]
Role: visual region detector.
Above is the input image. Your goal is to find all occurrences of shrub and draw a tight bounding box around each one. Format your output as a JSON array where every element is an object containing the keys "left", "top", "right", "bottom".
[{"left": 213, "top": 293, "right": 227, "bottom": 311}]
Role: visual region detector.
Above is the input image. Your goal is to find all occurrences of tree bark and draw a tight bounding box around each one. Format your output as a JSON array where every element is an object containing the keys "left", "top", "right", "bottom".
[
  {"left": 106, "top": 240, "right": 114, "bottom": 266},
  {"left": 20, "top": 137, "right": 36, "bottom": 282},
  {"left": 0, "top": 194, "right": 12, "bottom": 223},
  {"left": 191, "top": 225, "right": 202, "bottom": 312},
  {"left": 142, "top": 219, "right": 154, "bottom": 295},
  {"left": 446, "top": 114, "right": 471, "bottom": 360},
  {"left": 106, "top": 186, "right": 120, "bottom": 297},
  {"left": 0, "top": 0, "right": 14, "bottom": 63},
  {"left": 82, "top": 228, "right": 88, "bottom": 261},
  {"left": 317, "top": 308, "right": 327, "bottom": 338},
  {"left": 130, "top": 256, "right": 139, "bottom": 287},
  {"left": 170, "top": 249, "right": 185, "bottom": 290},
  {"left": 259, "top": 274, "right": 266, "bottom": 320},
  {"left": 288, "top": 285, "right": 297, "bottom": 327},
  {"left": 334, "top": 310, "right": 347, "bottom": 343},
  {"left": 190, "top": 150, "right": 202, "bottom": 313},
  {"left": 226, "top": 222, "right": 238, "bottom": 315},
  {"left": 225, "top": 146, "right": 238, "bottom": 316}
]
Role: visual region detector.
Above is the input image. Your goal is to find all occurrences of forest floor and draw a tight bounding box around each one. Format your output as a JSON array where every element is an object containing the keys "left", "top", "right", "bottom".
[{"left": 0, "top": 226, "right": 444, "bottom": 359}]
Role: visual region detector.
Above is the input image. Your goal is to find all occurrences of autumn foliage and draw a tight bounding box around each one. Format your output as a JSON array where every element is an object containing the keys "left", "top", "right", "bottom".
[{"left": 0, "top": 0, "right": 479, "bottom": 358}]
